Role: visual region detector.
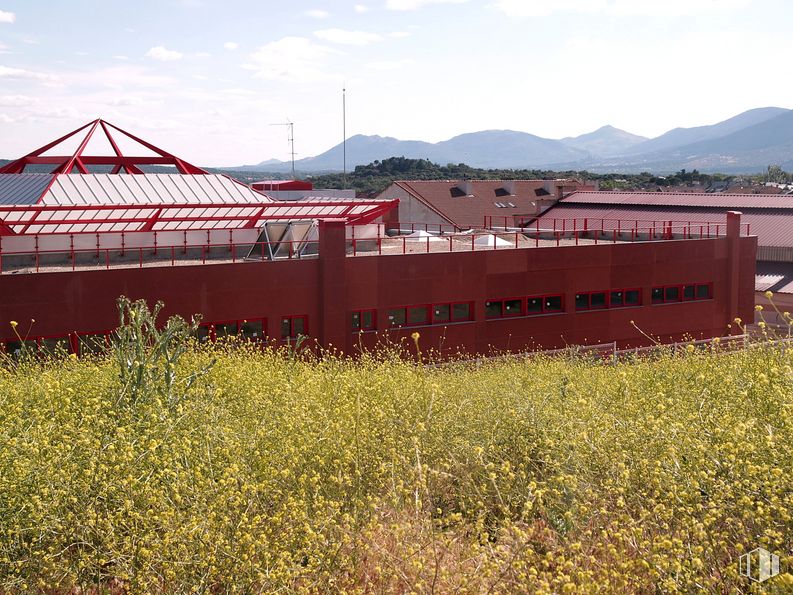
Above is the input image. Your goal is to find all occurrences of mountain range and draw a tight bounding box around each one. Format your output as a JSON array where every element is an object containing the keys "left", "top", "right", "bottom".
[{"left": 232, "top": 106, "right": 793, "bottom": 174}]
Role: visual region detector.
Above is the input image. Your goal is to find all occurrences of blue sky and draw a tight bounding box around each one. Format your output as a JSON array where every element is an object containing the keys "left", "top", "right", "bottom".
[{"left": 1, "top": 0, "right": 792, "bottom": 166}]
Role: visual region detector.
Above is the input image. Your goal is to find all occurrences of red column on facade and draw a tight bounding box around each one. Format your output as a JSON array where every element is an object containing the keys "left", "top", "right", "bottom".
[
  {"left": 318, "top": 219, "right": 348, "bottom": 353},
  {"left": 726, "top": 211, "right": 741, "bottom": 334}
]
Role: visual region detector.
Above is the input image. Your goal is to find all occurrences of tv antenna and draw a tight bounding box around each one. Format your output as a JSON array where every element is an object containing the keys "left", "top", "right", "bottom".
[{"left": 270, "top": 119, "right": 296, "bottom": 179}]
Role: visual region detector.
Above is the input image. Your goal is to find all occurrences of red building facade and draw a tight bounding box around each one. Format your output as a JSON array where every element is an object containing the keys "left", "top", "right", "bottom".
[{"left": 0, "top": 217, "right": 756, "bottom": 358}]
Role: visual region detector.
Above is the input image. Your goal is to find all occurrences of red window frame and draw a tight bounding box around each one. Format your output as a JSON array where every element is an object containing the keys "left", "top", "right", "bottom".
[
  {"left": 281, "top": 315, "right": 308, "bottom": 339},
  {"left": 529, "top": 294, "right": 565, "bottom": 314},
  {"left": 386, "top": 304, "right": 431, "bottom": 328},
  {"left": 652, "top": 283, "right": 712, "bottom": 305},
  {"left": 485, "top": 297, "right": 525, "bottom": 319},
  {"left": 686, "top": 282, "right": 713, "bottom": 301},
  {"left": 238, "top": 318, "right": 267, "bottom": 342},
  {"left": 351, "top": 309, "right": 377, "bottom": 331},
  {"left": 198, "top": 318, "right": 268, "bottom": 342},
  {"left": 609, "top": 288, "right": 642, "bottom": 309},
  {"left": 213, "top": 320, "right": 240, "bottom": 340},
  {"left": 575, "top": 291, "right": 609, "bottom": 311},
  {"left": 431, "top": 301, "right": 474, "bottom": 324}
]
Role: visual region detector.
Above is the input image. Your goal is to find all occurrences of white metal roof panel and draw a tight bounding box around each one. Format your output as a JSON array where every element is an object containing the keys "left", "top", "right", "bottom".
[{"left": 40, "top": 173, "right": 273, "bottom": 206}]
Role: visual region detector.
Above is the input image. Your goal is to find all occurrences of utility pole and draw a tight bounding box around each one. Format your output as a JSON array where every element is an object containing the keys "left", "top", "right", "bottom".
[
  {"left": 270, "top": 120, "right": 296, "bottom": 179},
  {"left": 342, "top": 86, "right": 347, "bottom": 189}
]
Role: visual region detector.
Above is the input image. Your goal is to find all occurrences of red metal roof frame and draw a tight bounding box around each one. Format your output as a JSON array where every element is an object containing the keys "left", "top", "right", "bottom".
[
  {"left": 0, "top": 119, "right": 208, "bottom": 175},
  {"left": 0, "top": 199, "right": 399, "bottom": 236}
]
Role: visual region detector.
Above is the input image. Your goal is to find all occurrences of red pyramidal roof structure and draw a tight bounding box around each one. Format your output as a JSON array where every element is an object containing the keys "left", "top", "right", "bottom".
[
  {"left": 0, "top": 118, "right": 207, "bottom": 175},
  {"left": 0, "top": 119, "right": 398, "bottom": 236}
]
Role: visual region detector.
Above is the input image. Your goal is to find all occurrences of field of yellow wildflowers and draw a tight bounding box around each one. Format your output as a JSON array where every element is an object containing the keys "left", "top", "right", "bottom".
[{"left": 0, "top": 301, "right": 791, "bottom": 593}]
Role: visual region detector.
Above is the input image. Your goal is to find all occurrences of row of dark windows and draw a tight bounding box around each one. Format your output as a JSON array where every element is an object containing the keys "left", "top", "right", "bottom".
[
  {"left": 1, "top": 315, "right": 308, "bottom": 357},
  {"left": 360, "top": 283, "right": 713, "bottom": 330},
  {"left": 2, "top": 283, "right": 714, "bottom": 354},
  {"left": 651, "top": 283, "right": 712, "bottom": 304}
]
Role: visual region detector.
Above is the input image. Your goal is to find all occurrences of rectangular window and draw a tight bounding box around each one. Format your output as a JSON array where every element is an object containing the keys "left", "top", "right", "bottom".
[
  {"left": 652, "top": 283, "right": 710, "bottom": 304},
  {"left": 433, "top": 304, "right": 450, "bottom": 323},
  {"left": 451, "top": 302, "right": 472, "bottom": 322},
  {"left": 610, "top": 288, "right": 641, "bottom": 308},
  {"left": 590, "top": 292, "right": 607, "bottom": 309},
  {"left": 351, "top": 310, "right": 376, "bottom": 331},
  {"left": 544, "top": 295, "right": 563, "bottom": 312},
  {"left": 485, "top": 300, "right": 502, "bottom": 318},
  {"left": 407, "top": 306, "right": 429, "bottom": 326},
  {"left": 488, "top": 295, "right": 564, "bottom": 318},
  {"left": 625, "top": 289, "right": 641, "bottom": 306},
  {"left": 240, "top": 319, "right": 265, "bottom": 341},
  {"left": 388, "top": 308, "right": 407, "bottom": 327},
  {"left": 195, "top": 324, "right": 212, "bottom": 343},
  {"left": 696, "top": 283, "right": 712, "bottom": 300},
  {"left": 503, "top": 298, "right": 523, "bottom": 317},
  {"left": 281, "top": 315, "right": 307, "bottom": 339},
  {"left": 575, "top": 293, "right": 589, "bottom": 310},
  {"left": 214, "top": 321, "right": 238, "bottom": 339},
  {"left": 652, "top": 288, "right": 664, "bottom": 304}
]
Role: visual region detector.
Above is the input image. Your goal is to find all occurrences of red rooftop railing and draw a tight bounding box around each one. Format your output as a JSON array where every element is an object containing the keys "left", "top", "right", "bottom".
[
  {"left": 0, "top": 217, "right": 751, "bottom": 274},
  {"left": 0, "top": 240, "right": 319, "bottom": 275},
  {"left": 483, "top": 215, "right": 752, "bottom": 237}
]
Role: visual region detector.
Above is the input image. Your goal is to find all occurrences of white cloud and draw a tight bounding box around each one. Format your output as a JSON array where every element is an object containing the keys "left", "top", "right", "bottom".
[
  {"left": 145, "top": 46, "right": 183, "bottom": 61},
  {"left": 366, "top": 59, "right": 414, "bottom": 70},
  {"left": 223, "top": 41, "right": 239, "bottom": 50},
  {"left": 67, "top": 65, "right": 174, "bottom": 90},
  {"left": 0, "top": 95, "right": 37, "bottom": 107},
  {"left": 195, "top": 51, "right": 211, "bottom": 58},
  {"left": 493, "top": 0, "right": 749, "bottom": 17},
  {"left": 0, "top": 113, "right": 17, "bottom": 123},
  {"left": 354, "top": 4, "right": 370, "bottom": 12},
  {"left": 0, "top": 65, "right": 56, "bottom": 82},
  {"left": 248, "top": 36, "right": 339, "bottom": 82},
  {"left": 314, "top": 28, "right": 383, "bottom": 45},
  {"left": 389, "top": 31, "right": 411, "bottom": 38},
  {"left": 386, "top": 0, "right": 468, "bottom": 10},
  {"left": 113, "top": 55, "right": 129, "bottom": 60},
  {"left": 305, "top": 8, "right": 330, "bottom": 18},
  {"left": 0, "top": 10, "right": 15, "bottom": 23}
]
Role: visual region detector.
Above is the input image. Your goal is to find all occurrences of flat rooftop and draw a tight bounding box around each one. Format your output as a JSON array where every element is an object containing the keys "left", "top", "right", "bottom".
[{"left": 0, "top": 226, "right": 733, "bottom": 275}]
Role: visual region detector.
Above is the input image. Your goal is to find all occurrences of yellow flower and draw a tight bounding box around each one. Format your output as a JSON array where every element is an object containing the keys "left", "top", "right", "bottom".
[
  {"left": 755, "top": 305, "right": 763, "bottom": 312},
  {"left": 764, "top": 290, "right": 773, "bottom": 299},
  {"left": 411, "top": 331, "right": 420, "bottom": 341},
  {"left": 734, "top": 317, "right": 742, "bottom": 325}
]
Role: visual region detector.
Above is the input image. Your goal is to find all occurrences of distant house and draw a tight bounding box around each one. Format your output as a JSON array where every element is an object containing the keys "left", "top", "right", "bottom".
[
  {"left": 376, "top": 179, "right": 596, "bottom": 231},
  {"left": 251, "top": 179, "right": 356, "bottom": 201}
]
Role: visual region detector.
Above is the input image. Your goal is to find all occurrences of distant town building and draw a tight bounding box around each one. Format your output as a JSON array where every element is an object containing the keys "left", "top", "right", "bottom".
[
  {"left": 252, "top": 180, "right": 355, "bottom": 201},
  {"left": 375, "top": 179, "right": 596, "bottom": 231}
]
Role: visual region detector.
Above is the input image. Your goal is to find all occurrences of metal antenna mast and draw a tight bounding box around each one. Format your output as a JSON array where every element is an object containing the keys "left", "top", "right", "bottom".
[{"left": 269, "top": 119, "right": 296, "bottom": 179}]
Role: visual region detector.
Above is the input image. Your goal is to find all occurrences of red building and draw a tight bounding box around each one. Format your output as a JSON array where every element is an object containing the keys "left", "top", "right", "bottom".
[
  {"left": 531, "top": 190, "right": 793, "bottom": 327},
  {"left": 0, "top": 122, "right": 757, "bottom": 357}
]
